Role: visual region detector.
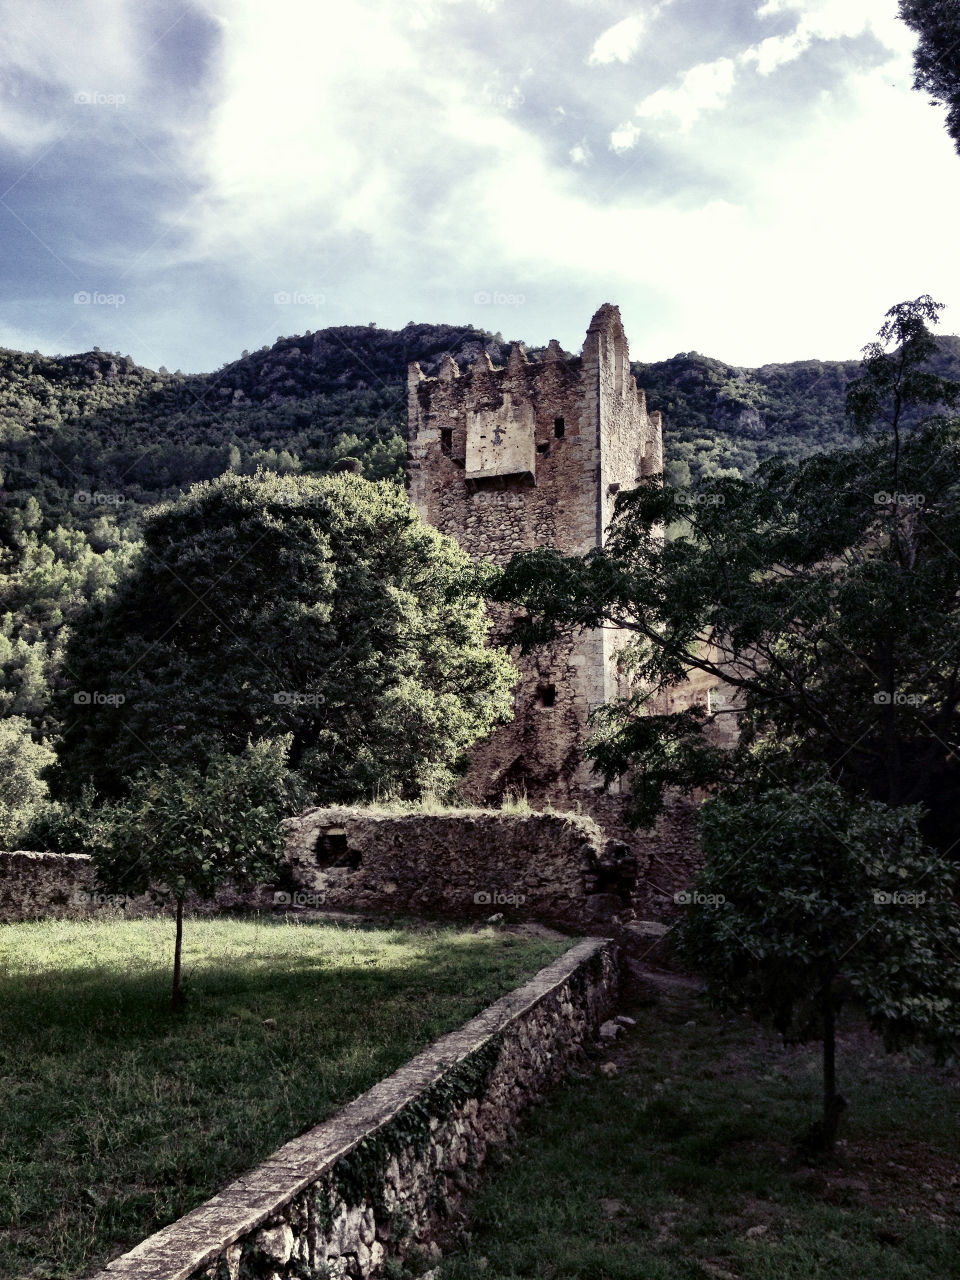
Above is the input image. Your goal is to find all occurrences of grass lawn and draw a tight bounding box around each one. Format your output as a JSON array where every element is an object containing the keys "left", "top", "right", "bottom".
[
  {"left": 440, "top": 969, "right": 960, "bottom": 1280},
  {"left": 0, "top": 913, "right": 573, "bottom": 1280}
]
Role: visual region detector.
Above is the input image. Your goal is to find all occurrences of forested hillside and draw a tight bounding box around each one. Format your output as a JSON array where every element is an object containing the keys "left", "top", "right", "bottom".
[
  {"left": 638, "top": 335, "right": 960, "bottom": 485},
  {"left": 2, "top": 319, "right": 959, "bottom": 758}
]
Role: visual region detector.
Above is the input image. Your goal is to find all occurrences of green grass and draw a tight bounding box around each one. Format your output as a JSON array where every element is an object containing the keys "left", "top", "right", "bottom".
[
  {"left": 440, "top": 979, "right": 960, "bottom": 1280},
  {"left": 0, "top": 914, "right": 573, "bottom": 1280}
]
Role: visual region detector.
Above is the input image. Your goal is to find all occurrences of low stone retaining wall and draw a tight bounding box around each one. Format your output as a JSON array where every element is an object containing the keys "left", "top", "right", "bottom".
[
  {"left": 91, "top": 936, "right": 619, "bottom": 1280},
  {"left": 0, "top": 851, "right": 262, "bottom": 924},
  {"left": 0, "top": 851, "right": 141, "bottom": 922},
  {"left": 284, "top": 807, "right": 637, "bottom": 926}
]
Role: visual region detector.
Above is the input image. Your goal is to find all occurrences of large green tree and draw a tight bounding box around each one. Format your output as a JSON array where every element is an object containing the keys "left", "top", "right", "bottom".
[
  {"left": 55, "top": 471, "right": 516, "bottom": 805},
  {"left": 494, "top": 300, "right": 960, "bottom": 845},
  {"left": 900, "top": 1, "right": 960, "bottom": 155}
]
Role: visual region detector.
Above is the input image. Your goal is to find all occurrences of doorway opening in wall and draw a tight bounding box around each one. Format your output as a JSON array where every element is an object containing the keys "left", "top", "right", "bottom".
[
  {"left": 440, "top": 428, "right": 453, "bottom": 457},
  {"left": 554, "top": 417, "right": 565, "bottom": 439}
]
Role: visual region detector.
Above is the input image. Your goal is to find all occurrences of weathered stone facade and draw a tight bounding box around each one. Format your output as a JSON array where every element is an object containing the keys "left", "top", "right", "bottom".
[
  {"left": 90, "top": 938, "right": 620, "bottom": 1280},
  {"left": 284, "top": 806, "right": 637, "bottom": 927},
  {"left": 407, "top": 303, "right": 662, "bottom": 804}
]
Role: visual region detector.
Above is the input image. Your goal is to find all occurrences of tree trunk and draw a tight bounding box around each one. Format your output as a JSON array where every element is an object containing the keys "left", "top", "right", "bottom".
[
  {"left": 820, "top": 980, "right": 845, "bottom": 1150},
  {"left": 172, "top": 895, "right": 185, "bottom": 1013}
]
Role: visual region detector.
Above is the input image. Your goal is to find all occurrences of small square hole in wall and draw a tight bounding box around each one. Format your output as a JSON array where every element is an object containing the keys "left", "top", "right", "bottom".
[
  {"left": 538, "top": 683, "right": 557, "bottom": 707},
  {"left": 536, "top": 442, "right": 550, "bottom": 455},
  {"left": 554, "top": 417, "right": 566, "bottom": 439},
  {"left": 440, "top": 428, "right": 453, "bottom": 457},
  {"left": 315, "top": 829, "right": 361, "bottom": 869}
]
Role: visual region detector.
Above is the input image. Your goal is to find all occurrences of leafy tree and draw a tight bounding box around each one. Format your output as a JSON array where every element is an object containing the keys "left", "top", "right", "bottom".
[
  {"left": 56, "top": 471, "right": 516, "bottom": 804},
  {"left": 89, "top": 740, "right": 288, "bottom": 1011},
  {"left": 900, "top": 0, "right": 960, "bottom": 155},
  {"left": 681, "top": 783, "right": 960, "bottom": 1150},
  {"left": 494, "top": 300, "right": 960, "bottom": 844},
  {"left": 0, "top": 716, "right": 56, "bottom": 848}
]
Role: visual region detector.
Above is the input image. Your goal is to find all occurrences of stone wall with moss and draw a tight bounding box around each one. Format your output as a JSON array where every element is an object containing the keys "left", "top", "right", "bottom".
[
  {"left": 283, "top": 807, "right": 637, "bottom": 927},
  {"left": 89, "top": 936, "right": 619, "bottom": 1280}
]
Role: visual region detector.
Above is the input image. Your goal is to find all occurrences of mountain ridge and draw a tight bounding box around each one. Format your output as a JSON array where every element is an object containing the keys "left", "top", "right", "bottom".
[{"left": 2, "top": 324, "right": 960, "bottom": 535}]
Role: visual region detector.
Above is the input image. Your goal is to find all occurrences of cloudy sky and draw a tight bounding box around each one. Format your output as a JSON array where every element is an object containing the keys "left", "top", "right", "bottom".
[{"left": 1, "top": 0, "right": 958, "bottom": 373}]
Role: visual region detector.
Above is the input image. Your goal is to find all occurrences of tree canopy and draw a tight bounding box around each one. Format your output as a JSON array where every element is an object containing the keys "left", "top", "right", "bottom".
[
  {"left": 681, "top": 782, "right": 960, "bottom": 1149},
  {"left": 900, "top": 0, "right": 960, "bottom": 155},
  {"left": 55, "top": 471, "right": 516, "bottom": 807},
  {"left": 494, "top": 300, "right": 960, "bottom": 846}
]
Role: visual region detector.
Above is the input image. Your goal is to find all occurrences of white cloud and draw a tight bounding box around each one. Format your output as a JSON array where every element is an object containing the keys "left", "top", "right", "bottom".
[
  {"left": 745, "top": 0, "right": 916, "bottom": 75},
  {"left": 587, "top": 13, "right": 647, "bottom": 66},
  {"left": 152, "top": 0, "right": 960, "bottom": 363},
  {"left": 635, "top": 57, "right": 737, "bottom": 130},
  {"left": 0, "top": 0, "right": 147, "bottom": 150},
  {"left": 609, "top": 120, "right": 642, "bottom": 152}
]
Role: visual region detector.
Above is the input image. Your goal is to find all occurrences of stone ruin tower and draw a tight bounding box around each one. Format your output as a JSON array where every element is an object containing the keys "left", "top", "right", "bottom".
[{"left": 407, "top": 303, "right": 663, "bottom": 808}]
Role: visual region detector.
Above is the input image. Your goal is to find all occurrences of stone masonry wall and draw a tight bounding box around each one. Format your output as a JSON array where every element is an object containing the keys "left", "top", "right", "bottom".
[
  {"left": 283, "top": 807, "right": 637, "bottom": 927},
  {"left": 0, "top": 851, "right": 266, "bottom": 925},
  {"left": 406, "top": 303, "right": 661, "bottom": 807},
  {"left": 1, "top": 809, "right": 639, "bottom": 928},
  {"left": 90, "top": 937, "right": 619, "bottom": 1280}
]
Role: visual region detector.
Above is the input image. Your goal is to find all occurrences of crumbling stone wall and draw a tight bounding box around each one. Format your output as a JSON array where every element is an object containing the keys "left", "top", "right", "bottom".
[
  {"left": 0, "top": 852, "right": 153, "bottom": 922},
  {"left": 284, "top": 807, "right": 637, "bottom": 927},
  {"left": 89, "top": 937, "right": 620, "bottom": 1280},
  {"left": 0, "top": 809, "right": 640, "bottom": 929},
  {"left": 0, "top": 851, "right": 265, "bottom": 924}
]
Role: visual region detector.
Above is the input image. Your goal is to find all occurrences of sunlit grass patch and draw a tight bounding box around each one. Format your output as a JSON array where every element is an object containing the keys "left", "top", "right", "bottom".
[{"left": 0, "top": 914, "right": 572, "bottom": 1279}]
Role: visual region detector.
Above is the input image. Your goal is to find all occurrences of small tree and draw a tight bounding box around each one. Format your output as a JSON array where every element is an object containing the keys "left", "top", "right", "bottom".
[
  {"left": 90, "top": 739, "right": 289, "bottom": 1011},
  {"left": 680, "top": 783, "right": 960, "bottom": 1150}
]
